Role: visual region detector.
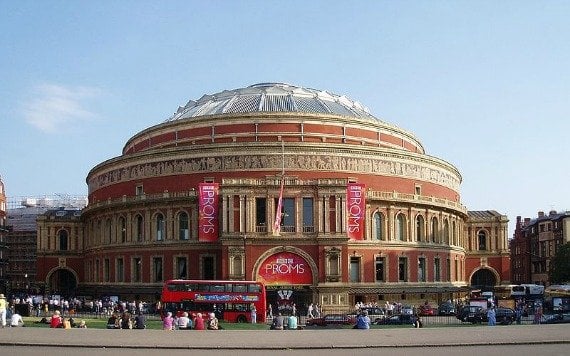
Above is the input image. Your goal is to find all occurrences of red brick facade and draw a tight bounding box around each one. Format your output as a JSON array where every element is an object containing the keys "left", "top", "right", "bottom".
[{"left": 35, "top": 83, "right": 509, "bottom": 312}]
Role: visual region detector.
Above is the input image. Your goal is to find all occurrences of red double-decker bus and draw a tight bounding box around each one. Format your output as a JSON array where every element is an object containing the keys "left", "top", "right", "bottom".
[{"left": 161, "top": 279, "right": 266, "bottom": 323}]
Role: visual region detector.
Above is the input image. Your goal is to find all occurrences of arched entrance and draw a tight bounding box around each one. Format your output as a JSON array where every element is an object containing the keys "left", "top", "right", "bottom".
[
  {"left": 470, "top": 268, "right": 498, "bottom": 290},
  {"left": 255, "top": 247, "right": 317, "bottom": 317},
  {"left": 47, "top": 268, "right": 78, "bottom": 296}
]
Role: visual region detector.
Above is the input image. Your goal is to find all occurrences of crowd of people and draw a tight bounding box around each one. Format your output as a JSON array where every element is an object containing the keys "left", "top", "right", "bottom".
[
  {"left": 160, "top": 311, "right": 221, "bottom": 330},
  {"left": 0, "top": 293, "right": 157, "bottom": 319}
]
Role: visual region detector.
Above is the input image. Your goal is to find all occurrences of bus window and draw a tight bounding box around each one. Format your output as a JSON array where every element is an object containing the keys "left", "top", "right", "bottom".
[
  {"left": 197, "top": 284, "right": 210, "bottom": 292},
  {"left": 233, "top": 284, "right": 247, "bottom": 293},
  {"left": 248, "top": 284, "right": 261, "bottom": 293},
  {"left": 210, "top": 284, "right": 225, "bottom": 292}
]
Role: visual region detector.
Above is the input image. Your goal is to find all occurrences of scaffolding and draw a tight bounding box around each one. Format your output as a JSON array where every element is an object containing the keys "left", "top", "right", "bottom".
[{"left": 7, "top": 194, "right": 87, "bottom": 210}]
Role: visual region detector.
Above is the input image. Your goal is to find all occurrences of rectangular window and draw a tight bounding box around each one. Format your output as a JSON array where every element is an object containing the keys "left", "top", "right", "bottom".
[
  {"left": 133, "top": 257, "right": 142, "bottom": 283},
  {"left": 277, "top": 197, "right": 296, "bottom": 232},
  {"left": 255, "top": 197, "right": 267, "bottom": 230},
  {"left": 136, "top": 185, "right": 144, "bottom": 196},
  {"left": 434, "top": 258, "right": 441, "bottom": 282},
  {"left": 153, "top": 257, "right": 163, "bottom": 282},
  {"left": 454, "top": 260, "right": 459, "bottom": 282},
  {"left": 350, "top": 256, "right": 360, "bottom": 282},
  {"left": 116, "top": 258, "right": 124, "bottom": 282},
  {"left": 329, "top": 196, "right": 337, "bottom": 232},
  {"left": 418, "top": 257, "right": 426, "bottom": 282},
  {"left": 302, "top": 197, "right": 314, "bottom": 233},
  {"left": 103, "top": 258, "right": 110, "bottom": 282},
  {"left": 375, "top": 256, "right": 385, "bottom": 282},
  {"left": 176, "top": 256, "right": 188, "bottom": 279},
  {"left": 398, "top": 257, "right": 408, "bottom": 282},
  {"left": 415, "top": 185, "right": 421, "bottom": 195},
  {"left": 446, "top": 258, "right": 451, "bottom": 282},
  {"left": 202, "top": 255, "right": 215, "bottom": 280}
]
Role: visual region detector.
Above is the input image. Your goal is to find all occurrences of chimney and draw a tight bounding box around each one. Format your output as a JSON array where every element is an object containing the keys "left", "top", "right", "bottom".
[
  {"left": 538, "top": 211, "right": 545, "bottom": 218},
  {"left": 549, "top": 210, "right": 557, "bottom": 216},
  {"left": 524, "top": 218, "right": 531, "bottom": 226}
]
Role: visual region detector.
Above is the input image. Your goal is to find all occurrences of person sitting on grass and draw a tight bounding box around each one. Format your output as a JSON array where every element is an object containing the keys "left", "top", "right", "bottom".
[
  {"left": 10, "top": 312, "right": 24, "bottom": 327},
  {"left": 207, "top": 312, "right": 221, "bottom": 330},
  {"left": 106, "top": 313, "right": 120, "bottom": 329},
  {"left": 162, "top": 312, "right": 174, "bottom": 330},
  {"left": 177, "top": 312, "right": 191, "bottom": 330},
  {"left": 355, "top": 310, "right": 371, "bottom": 330},
  {"left": 134, "top": 311, "right": 146, "bottom": 329},
  {"left": 50, "top": 310, "right": 63, "bottom": 328}
]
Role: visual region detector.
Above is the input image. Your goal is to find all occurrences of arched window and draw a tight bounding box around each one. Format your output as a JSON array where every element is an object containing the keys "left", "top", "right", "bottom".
[
  {"left": 156, "top": 213, "right": 165, "bottom": 241},
  {"left": 396, "top": 214, "right": 406, "bottom": 241},
  {"left": 431, "top": 218, "right": 438, "bottom": 243},
  {"left": 452, "top": 221, "right": 457, "bottom": 246},
  {"left": 134, "top": 215, "right": 144, "bottom": 242},
  {"left": 373, "top": 212, "right": 383, "bottom": 240},
  {"left": 478, "top": 230, "right": 487, "bottom": 250},
  {"left": 416, "top": 215, "right": 425, "bottom": 242},
  {"left": 119, "top": 216, "right": 126, "bottom": 243},
  {"left": 443, "top": 220, "right": 450, "bottom": 244},
  {"left": 178, "top": 211, "right": 189, "bottom": 240},
  {"left": 59, "top": 229, "right": 68, "bottom": 251}
]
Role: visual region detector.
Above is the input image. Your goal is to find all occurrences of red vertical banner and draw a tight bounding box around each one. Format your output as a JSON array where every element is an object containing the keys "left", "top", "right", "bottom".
[
  {"left": 198, "top": 183, "right": 219, "bottom": 242},
  {"left": 347, "top": 183, "right": 365, "bottom": 240}
]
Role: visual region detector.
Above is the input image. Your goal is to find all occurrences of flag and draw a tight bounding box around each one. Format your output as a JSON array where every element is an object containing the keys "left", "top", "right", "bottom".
[{"left": 272, "top": 176, "right": 285, "bottom": 236}]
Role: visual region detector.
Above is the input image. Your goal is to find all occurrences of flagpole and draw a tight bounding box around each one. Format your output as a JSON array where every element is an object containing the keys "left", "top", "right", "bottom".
[{"left": 273, "top": 140, "right": 285, "bottom": 236}]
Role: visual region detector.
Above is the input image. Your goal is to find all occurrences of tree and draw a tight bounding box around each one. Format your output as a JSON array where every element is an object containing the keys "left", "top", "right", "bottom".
[{"left": 549, "top": 242, "right": 570, "bottom": 284}]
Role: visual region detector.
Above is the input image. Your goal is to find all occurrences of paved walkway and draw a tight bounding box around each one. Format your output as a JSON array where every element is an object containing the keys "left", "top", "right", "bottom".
[{"left": 0, "top": 324, "right": 568, "bottom": 349}]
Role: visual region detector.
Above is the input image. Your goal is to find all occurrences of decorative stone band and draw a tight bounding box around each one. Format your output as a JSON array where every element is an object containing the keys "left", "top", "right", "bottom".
[{"left": 88, "top": 152, "right": 460, "bottom": 193}]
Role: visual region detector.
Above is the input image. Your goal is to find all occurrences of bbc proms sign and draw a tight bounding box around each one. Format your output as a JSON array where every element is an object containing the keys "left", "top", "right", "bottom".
[
  {"left": 347, "top": 183, "right": 365, "bottom": 240},
  {"left": 258, "top": 252, "right": 313, "bottom": 286},
  {"left": 198, "top": 183, "right": 219, "bottom": 242}
]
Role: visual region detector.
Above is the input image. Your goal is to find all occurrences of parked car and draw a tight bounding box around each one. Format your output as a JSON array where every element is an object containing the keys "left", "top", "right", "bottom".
[
  {"left": 305, "top": 314, "right": 356, "bottom": 327},
  {"left": 457, "top": 305, "right": 484, "bottom": 323},
  {"left": 542, "top": 313, "right": 570, "bottom": 324},
  {"left": 438, "top": 302, "right": 456, "bottom": 316},
  {"left": 375, "top": 314, "right": 415, "bottom": 325},
  {"left": 348, "top": 307, "right": 386, "bottom": 323},
  {"left": 418, "top": 305, "right": 436, "bottom": 316},
  {"left": 400, "top": 305, "right": 414, "bottom": 316},
  {"left": 479, "top": 307, "right": 516, "bottom": 325}
]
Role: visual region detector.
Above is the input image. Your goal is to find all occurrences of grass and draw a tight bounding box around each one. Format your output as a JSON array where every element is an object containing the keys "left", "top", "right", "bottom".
[{"left": 21, "top": 316, "right": 270, "bottom": 330}]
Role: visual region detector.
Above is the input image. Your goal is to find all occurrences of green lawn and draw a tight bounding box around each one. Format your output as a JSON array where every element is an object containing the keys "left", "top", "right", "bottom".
[{"left": 21, "top": 316, "right": 270, "bottom": 330}]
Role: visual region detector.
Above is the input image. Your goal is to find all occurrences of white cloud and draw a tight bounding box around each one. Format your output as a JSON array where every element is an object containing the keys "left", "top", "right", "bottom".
[{"left": 22, "top": 83, "right": 102, "bottom": 133}]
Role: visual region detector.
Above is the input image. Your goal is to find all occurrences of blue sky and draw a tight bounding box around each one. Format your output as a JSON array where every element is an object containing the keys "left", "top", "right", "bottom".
[{"left": 1, "top": 1, "right": 569, "bottom": 236}]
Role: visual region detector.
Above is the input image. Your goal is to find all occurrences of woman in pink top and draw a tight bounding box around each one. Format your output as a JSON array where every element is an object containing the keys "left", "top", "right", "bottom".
[
  {"left": 162, "top": 312, "right": 174, "bottom": 330},
  {"left": 193, "top": 312, "right": 205, "bottom": 330}
]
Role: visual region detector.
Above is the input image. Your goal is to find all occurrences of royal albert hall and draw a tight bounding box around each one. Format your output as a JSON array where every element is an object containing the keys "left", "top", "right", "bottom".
[{"left": 38, "top": 83, "right": 510, "bottom": 313}]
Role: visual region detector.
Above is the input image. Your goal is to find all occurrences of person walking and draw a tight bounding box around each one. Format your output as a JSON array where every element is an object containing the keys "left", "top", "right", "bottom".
[
  {"left": 533, "top": 305, "right": 543, "bottom": 325},
  {"left": 487, "top": 306, "right": 496, "bottom": 326},
  {"left": 307, "top": 303, "right": 314, "bottom": 318},
  {"left": 250, "top": 303, "right": 257, "bottom": 323},
  {"left": 0, "top": 294, "right": 6, "bottom": 328}
]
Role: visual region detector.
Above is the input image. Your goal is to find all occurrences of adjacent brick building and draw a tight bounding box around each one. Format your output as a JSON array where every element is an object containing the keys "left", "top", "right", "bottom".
[{"left": 510, "top": 211, "right": 570, "bottom": 286}]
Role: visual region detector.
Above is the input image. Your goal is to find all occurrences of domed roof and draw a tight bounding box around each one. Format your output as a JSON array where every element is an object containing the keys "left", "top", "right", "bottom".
[{"left": 165, "top": 82, "right": 379, "bottom": 122}]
